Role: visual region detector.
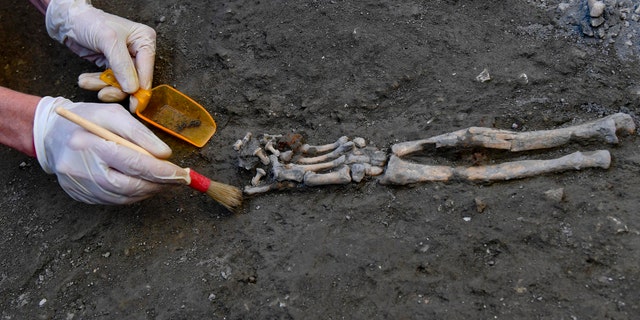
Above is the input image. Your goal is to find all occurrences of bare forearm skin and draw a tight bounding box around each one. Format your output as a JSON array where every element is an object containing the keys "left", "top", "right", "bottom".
[
  {"left": 0, "top": 0, "right": 51, "bottom": 156},
  {"left": 0, "top": 87, "right": 41, "bottom": 157}
]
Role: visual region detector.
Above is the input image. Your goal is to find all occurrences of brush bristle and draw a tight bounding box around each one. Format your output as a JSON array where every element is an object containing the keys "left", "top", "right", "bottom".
[{"left": 205, "top": 180, "right": 243, "bottom": 212}]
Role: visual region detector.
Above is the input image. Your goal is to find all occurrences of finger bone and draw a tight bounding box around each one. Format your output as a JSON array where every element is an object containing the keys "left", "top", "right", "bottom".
[
  {"left": 290, "top": 155, "right": 346, "bottom": 172},
  {"left": 244, "top": 181, "right": 296, "bottom": 196},
  {"left": 300, "top": 136, "right": 349, "bottom": 155},
  {"left": 296, "top": 141, "right": 354, "bottom": 164},
  {"left": 234, "top": 132, "right": 253, "bottom": 151},
  {"left": 251, "top": 168, "right": 267, "bottom": 186},
  {"left": 304, "top": 165, "right": 351, "bottom": 186},
  {"left": 253, "top": 147, "right": 270, "bottom": 165},
  {"left": 265, "top": 141, "right": 281, "bottom": 157}
]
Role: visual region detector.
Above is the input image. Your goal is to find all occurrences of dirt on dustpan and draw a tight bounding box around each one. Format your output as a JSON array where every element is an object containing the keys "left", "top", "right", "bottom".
[
  {"left": 101, "top": 69, "right": 217, "bottom": 147},
  {"left": 1, "top": 0, "right": 640, "bottom": 319}
]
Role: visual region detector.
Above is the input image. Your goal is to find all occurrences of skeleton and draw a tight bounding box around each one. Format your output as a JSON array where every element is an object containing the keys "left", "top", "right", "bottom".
[
  {"left": 236, "top": 133, "right": 386, "bottom": 195},
  {"left": 380, "top": 113, "right": 634, "bottom": 185},
  {"left": 235, "top": 113, "right": 636, "bottom": 195}
]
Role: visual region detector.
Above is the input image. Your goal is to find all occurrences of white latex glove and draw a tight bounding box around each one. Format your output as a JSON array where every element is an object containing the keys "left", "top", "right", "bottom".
[
  {"left": 33, "top": 97, "right": 188, "bottom": 205},
  {"left": 46, "top": 0, "right": 156, "bottom": 113}
]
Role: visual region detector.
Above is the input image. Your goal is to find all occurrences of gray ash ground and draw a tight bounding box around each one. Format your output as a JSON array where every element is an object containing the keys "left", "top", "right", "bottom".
[{"left": 2, "top": 0, "right": 640, "bottom": 318}]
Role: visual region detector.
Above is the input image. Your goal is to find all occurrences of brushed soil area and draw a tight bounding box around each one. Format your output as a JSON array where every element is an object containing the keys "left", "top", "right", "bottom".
[{"left": 2, "top": 0, "right": 640, "bottom": 318}]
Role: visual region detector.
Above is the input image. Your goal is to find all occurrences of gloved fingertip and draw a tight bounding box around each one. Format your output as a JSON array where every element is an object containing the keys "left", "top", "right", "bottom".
[
  {"left": 98, "top": 87, "right": 128, "bottom": 102},
  {"left": 137, "top": 129, "right": 172, "bottom": 159},
  {"left": 128, "top": 96, "right": 138, "bottom": 113}
]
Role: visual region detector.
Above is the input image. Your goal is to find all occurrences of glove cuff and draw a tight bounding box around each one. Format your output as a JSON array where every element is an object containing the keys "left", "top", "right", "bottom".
[
  {"left": 33, "top": 96, "right": 68, "bottom": 174},
  {"left": 45, "top": 0, "right": 92, "bottom": 44}
]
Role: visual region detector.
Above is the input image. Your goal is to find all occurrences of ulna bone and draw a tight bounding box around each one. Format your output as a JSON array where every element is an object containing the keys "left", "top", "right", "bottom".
[{"left": 380, "top": 150, "right": 611, "bottom": 185}]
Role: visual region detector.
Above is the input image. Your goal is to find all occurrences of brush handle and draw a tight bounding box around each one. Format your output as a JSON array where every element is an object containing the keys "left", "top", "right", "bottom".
[
  {"left": 55, "top": 107, "right": 153, "bottom": 156},
  {"left": 54, "top": 106, "right": 193, "bottom": 183}
]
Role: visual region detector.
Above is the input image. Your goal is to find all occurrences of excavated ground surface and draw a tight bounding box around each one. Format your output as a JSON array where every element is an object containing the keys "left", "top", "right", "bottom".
[{"left": 2, "top": 0, "right": 640, "bottom": 318}]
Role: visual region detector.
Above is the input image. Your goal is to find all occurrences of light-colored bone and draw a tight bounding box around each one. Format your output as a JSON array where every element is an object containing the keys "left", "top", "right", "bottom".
[
  {"left": 379, "top": 155, "right": 454, "bottom": 185},
  {"left": 350, "top": 163, "right": 384, "bottom": 182},
  {"left": 345, "top": 147, "right": 387, "bottom": 167},
  {"left": 290, "top": 155, "right": 346, "bottom": 172},
  {"left": 296, "top": 141, "right": 354, "bottom": 164},
  {"left": 300, "top": 136, "right": 349, "bottom": 155},
  {"left": 279, "top": 150, "right": 293, "bottom": 162},
  {"left": 391, "top": 113, "right": 635, "bottom": 156},
  {"left": 304, "top": 165, "right": 351, "bottom": 186},
  {"left": 260, "top": 134, "right": 283, "bottom": 144},
  {"left": 380, "top": 150, "right": 611, "bottom": 185},
  {"left": 265, "top": 141, "right": 280, "bottom": 157},
  {"left": 234, "top": 132, "right": 253, "bottom": 151},
  {"left": 251, "top": 168, "right": 267, "bottom": 186},
  {"left": 253, "top": 147, "right": 270, "bottom": 165},
  {"left": 271, "top": 155, "right": 305, "bottom": 182},
  {"left": 352, "top": 137, "right": 366, "bottom": 148},
  {"left": 244, "top": 181, "right": 296, "bottom": 196},
  {"left": 455, "top": 150, "right": 611, "bottom": 181}
]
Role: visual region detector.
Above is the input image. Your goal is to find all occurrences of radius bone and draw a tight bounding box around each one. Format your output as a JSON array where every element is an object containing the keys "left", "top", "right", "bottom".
[{"left": 455, "top": 150, "right": 611, "bottom": 181}]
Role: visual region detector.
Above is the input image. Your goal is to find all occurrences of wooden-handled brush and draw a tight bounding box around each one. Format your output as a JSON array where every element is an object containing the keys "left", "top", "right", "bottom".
[{"left": 54, "top": 106, "right": 242, "bottom": 212}]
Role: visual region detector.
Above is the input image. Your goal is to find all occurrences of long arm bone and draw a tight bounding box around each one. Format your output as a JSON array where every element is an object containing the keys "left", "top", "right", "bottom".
[
  {"left": 380, "top": 150, "right": 611, "bottom": 185},
  {"left": 379, "top": 155, "right": 454, "bottom": 185},
  {"left": 392, "top": 113, "right": 635, "bottom": 156},
  {"left": 455, "top": 150, "right": 611, "bottom": 181}
]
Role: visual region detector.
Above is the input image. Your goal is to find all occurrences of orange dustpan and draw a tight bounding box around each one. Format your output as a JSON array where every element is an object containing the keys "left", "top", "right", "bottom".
[{"left": 100, "top": 69, "right": 216, "bottom": 147}]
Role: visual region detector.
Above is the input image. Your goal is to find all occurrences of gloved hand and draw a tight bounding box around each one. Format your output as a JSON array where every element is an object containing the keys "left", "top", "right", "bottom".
[
  {"left": 33, "top": 97, "right": 188, "bottom": 205},
  {"left": 46, "top": 0, "right": 156, "bottom": 113}
]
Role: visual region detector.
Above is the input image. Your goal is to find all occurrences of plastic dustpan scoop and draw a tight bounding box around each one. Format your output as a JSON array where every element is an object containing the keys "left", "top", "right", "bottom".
[{"left": 100, "top": 69, "right": 216, "bottom": 147}]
